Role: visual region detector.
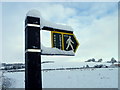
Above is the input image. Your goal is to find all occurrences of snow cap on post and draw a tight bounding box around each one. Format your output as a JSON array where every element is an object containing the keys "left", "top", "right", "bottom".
[
  {"left": 26, "top": 9, "right": 41, "bottom": 18},
  {"left": 25, "top": 9, "right": 41, "bottom": 27}
]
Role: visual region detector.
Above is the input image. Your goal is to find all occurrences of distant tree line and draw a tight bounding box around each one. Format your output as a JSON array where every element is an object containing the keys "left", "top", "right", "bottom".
[
  {"left": 1, "top": 63, "right": 25, "bottom": 70},
  {"left": 85, "top": 58, "right": 103, "bottom": 62},
  {"left": 1, "top": 61, "right": 55, "bottom": 70},
  {"left": 85, "top": 57, "right": 118, "bottom": 64}
]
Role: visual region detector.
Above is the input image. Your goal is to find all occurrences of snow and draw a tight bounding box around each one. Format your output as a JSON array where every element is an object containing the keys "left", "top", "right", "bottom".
[
  {"left": 41, "top": 19, "right": 73, "bottom": 31},
  {"left": 42, "top": 62, "right": 111, "bottom": 69},
  {"left": 0, "top": 62, "right": 2, "bottom": 89},
  {"left": 26, "top": 9, "right": 41, "bottom": 18},
  {"left": 3, "top": 62, "right": 118, "bottom": 88},
  {"left": 26, "top": 9, "right": 73, "bottom": 31},
  {"left": 26, "top": 9, "right": 74, "bottom": 55},
  {"left": 42, "top": 68, "right": 118, "bottom": 88},
  {"left": 0, "top": 71, "right": 2, "bottom": 89},
  {"left": 4, "top": 72, "right": 25, "bottom": 88},
  {"left": 3, "top": 68, "right": 118, "bottom": 88},
  {"left": 41, "top": 45, "right": 74, "bottom": 56}
]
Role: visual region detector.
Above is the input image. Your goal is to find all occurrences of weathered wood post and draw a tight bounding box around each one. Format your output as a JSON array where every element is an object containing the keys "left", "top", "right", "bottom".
[{"left": 25, "top": 11, "right": 42, "bottom": 89}]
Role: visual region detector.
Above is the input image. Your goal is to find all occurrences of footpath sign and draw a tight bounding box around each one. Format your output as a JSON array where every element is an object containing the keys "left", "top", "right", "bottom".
[{"left": 51, "top": 31, "right": 79, "bottom": 52}]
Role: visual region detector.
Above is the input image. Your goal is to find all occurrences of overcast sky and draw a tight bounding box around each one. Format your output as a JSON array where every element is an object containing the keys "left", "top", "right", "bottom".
[{"left": 1, "top": 2, "right": 118, "bottom": 63}]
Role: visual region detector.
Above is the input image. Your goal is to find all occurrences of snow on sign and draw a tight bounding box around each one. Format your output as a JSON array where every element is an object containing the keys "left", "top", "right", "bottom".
[
  {"left": 26, "top": 9, "right": 79, "bottom": 55},
  {"left": 51, "top": 31, "right": 79, "bottom": 53}
]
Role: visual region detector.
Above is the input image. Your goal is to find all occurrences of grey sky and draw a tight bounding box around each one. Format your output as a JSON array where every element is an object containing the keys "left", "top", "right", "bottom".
[
  {"left": 0, "top": 2, "right": 2, "bottom": 63},
  {"left": 1, "top": 2, "right": 118, "bottom": 63}
]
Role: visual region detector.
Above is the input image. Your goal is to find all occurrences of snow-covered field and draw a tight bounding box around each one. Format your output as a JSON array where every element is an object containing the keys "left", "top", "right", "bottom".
[
  {"left": 2, "top": 62, "right": 118, "bottom": 88},
  {"left": 3, "top": 72, "right": 24, "bottom": 88},
  {"left": 0, "top": 71, "right": 2, "bottom": 89},
  {"left": 42, "top": 68, "right": 118, "bottom": 88},
  {"left": 42, "top": 62, "right": 112, "bottom": 69}
]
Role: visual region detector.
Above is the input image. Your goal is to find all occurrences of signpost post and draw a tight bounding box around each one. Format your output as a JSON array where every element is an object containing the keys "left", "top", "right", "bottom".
[{"left": 25, "top": 16, "right": 42, "bottom": 89}]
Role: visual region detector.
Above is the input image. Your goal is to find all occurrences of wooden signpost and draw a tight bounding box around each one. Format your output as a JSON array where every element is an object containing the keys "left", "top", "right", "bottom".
[
  {"left": 25, "top": 10, "right": 79, "bottom": 89},
  {"left": 25, "top": 16, "right": 42, "bottom": 89}
]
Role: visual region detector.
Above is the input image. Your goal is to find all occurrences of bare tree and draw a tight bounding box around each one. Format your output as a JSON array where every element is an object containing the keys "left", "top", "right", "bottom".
[
  {"left": 98, "top": 59, "right": 103, "bottom": 62},
  {"left": 111, "top": 57, "right": 117, "bottom": 64},
  {"left": 2, "top": 72, "right": 15, "bottom": 90}
]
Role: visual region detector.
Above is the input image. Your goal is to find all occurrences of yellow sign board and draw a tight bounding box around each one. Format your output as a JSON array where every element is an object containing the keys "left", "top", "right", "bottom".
[{"left": 51, "top": 31, "right": 79, "bottom": 53}]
